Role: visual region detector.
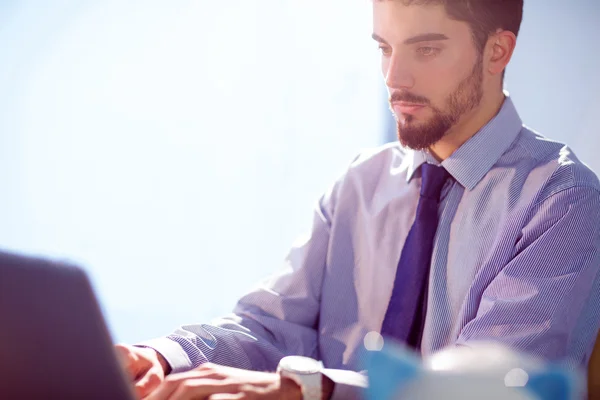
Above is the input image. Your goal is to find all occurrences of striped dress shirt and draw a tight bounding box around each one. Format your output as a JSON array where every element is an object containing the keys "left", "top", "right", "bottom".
[{"left": 143, "top": 96, "right": 600, "bottom": 399}]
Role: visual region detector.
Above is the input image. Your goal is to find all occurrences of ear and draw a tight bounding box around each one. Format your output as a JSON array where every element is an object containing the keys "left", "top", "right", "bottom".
[
  {"left": 524, "top": 367, "right": 576, "bottom": 400},
  {"left": 365, "top": 342, "right": 421, "bottom": 400},
  {"left": 486, "top": 29, "right": 517, "bottom": 78}
]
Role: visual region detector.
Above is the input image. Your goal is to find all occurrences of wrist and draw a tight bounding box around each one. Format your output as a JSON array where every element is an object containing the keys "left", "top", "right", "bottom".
[
  {"left": 280, "top": 376, "right": 303, "bottom": 400},
  {"left": 321, "top": 374, "right": 334, "bottom": 400},
  {"left": 155, "top": 351, "right": 171, "bottom": 375},
  {"left": 279, "top": 372, "right": 334, "bottom": 400}
]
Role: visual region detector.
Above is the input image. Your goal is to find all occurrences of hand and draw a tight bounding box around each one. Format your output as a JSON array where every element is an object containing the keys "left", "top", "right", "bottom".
[
  {"left": 142, "top": 363, "right": 303, "bottom": 400},
  {"left": 115, "top": 343, "right": 171, "bottom": 399}
]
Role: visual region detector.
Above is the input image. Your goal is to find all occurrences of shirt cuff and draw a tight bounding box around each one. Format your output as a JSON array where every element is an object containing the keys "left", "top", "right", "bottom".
[
  {"left": 136, "top": 337, "right": 194, "bottom": 374},
  {"left": 322, "top": 368, "right": 368, "bottom": 400}
]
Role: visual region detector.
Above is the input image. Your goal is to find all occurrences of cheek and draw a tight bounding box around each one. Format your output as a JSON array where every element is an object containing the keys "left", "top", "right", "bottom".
[
  {"left": 416, "top": 73, "right": 450, "bottom": 106},
  {"left": 415, "top": 57, "right": 468, "bottom": 102}
]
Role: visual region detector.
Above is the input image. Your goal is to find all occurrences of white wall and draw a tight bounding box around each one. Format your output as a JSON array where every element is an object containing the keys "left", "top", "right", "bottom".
[{"left": 0, "top": 0, "right": 383, "bottom": 343}]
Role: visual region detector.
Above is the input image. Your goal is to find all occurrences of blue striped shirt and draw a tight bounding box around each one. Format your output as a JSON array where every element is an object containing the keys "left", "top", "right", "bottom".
[{"left": 144, "top": 96, "right": 600, "bottom": 399}]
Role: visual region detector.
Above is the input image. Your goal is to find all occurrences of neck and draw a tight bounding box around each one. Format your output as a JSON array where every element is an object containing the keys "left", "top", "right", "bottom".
[{"left": 428, "top": 90, "right": 506, "bottom": 162}]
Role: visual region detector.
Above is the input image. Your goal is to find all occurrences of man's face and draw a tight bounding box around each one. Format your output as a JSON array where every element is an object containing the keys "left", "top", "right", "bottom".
[{"left": 373, "top": 1, "right": 485, "bottom": 150}]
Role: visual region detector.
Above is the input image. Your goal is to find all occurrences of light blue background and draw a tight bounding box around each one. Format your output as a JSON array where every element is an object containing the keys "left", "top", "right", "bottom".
[{"left": 0, "top": 0, "right": 598, "bottom": 344}]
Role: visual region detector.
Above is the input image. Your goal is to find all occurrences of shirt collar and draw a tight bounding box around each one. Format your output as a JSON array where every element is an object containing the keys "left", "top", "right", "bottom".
[{"left": 405, "top": 93, "right": 523, "bottom": 190}]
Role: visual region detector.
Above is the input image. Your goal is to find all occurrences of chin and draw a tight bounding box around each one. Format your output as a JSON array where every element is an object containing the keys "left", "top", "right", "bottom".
[{"left": 397, "top": 119, "right": 427, "bottom": 131}]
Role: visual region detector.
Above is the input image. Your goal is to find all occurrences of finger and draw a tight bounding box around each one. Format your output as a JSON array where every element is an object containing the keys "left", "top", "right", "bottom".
[
  {"left": 116, "top": 344, "right": 154, "bottom": 383},
  {"left": 114, "top": 344, "right": 136, "bottom": 371},
  {"left": 167, "top": 379, "right": 241, "bottom": 400},
  {"left": 144, "top": 377, "right": 229, "bottom": 400},
  {"left": 165, "top": 370, "right": 219, "bottom": 382},
  {"left": 142, "top": 374, "right": 191, "bottom": 400},
  {"left": 196, "top": 362, "right": 216, "bottom": 370},
  {"left": 142, "top": 381, "right": 178, "bottom": 400},
  {"left": 181, "top": 367, "right": 229, "bottom": 381},
  {"left": 208, "top": 393, "right": 245, "bottom": 400},
  {"left": 208, "top": 387, "right": 277, "bottom": 400},
  {"left": 134, "top": 366, "right": 164, "bottom": 399}
]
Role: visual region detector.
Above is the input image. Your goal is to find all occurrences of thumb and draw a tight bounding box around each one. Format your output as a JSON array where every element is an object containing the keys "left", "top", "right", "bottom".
[
  {"left": 115, "top": 344, "right": 143, "bottom": 378},
  {"left": 207, "top": 394, "right": 245, "bottom": 400},
  {"left": 135, "top": 365, "right": 164, "bottom": 399}
]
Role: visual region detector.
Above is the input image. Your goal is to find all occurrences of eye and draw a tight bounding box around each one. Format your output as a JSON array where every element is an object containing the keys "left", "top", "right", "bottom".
[
  {"left": 417, "top": 47, "right": 439, "bottom": 57},
  {"left": 378, "top": 45, "right": 392, "bottom": 57}
]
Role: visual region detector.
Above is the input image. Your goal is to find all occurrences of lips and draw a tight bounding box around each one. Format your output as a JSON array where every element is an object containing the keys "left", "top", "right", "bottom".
[{"left": 392, "top": 102, "right": 426, "bottom": 115}]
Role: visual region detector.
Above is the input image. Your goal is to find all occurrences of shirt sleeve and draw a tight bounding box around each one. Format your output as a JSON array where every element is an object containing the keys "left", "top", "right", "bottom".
[
  {"left": 456, "top": 185, "right": 600, "bottom": 366},
  {"left": 140, "top": 192, "right": 332, "bottom": 373},
  {"left": 139, "top": 171, "right": 371, "bottom": 398}
]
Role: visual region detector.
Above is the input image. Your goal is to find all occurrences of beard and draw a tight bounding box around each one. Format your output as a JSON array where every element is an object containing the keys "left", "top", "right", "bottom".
[{"left": 391, "top": 55, "right": 484, "bottom": 150}]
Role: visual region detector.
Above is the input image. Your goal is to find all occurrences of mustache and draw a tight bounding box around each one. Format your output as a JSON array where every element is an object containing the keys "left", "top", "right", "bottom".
[{"left": 389, "top": 91, "right": 430, "bottom": 105}]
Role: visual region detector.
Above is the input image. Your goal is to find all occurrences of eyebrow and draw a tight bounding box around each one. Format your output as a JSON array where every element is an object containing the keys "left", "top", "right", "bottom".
[
  {"left": 371, "top": 32, "right": 449, "bottom": 45},
  {"left": 371, "top": 33, "right": 389, "bottom": 44}
]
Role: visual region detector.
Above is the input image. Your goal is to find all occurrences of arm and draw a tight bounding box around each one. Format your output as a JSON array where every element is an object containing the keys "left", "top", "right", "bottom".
[
  {"left": 141, "top": 200, "right": 330, "bottom": 372},
  {"left": 456, "top": 186, "right": 600, "bottom": 365},
  {"left": 141, "top": 177, "right": 368, "bottom": 399}
]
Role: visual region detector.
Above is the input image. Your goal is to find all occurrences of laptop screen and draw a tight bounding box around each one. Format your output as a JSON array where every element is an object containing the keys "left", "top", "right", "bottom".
[{"left": 0, "top": 251, "right": 135, "bottom": 400}]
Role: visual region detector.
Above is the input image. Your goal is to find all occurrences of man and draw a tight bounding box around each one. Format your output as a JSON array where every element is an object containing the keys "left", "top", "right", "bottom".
[{"left": 117, "top": 1, "right": 600, "bottom": 399}]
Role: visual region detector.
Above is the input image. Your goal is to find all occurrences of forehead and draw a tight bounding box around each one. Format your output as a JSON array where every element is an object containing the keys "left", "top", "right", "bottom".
[{"left": 372, "top": 1, "right": 471, "bottom": 43}]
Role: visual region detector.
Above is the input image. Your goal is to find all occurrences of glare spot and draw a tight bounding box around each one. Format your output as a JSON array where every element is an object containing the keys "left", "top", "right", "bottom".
[
  {"left": 364, "top": 331, "right": 385, "bottom": 351},
  {"left": 291, "top": 233, "right": 311, "bottom": 249},
  {"left": 504, "top": 368, "right": 529, "bottom": 387}
]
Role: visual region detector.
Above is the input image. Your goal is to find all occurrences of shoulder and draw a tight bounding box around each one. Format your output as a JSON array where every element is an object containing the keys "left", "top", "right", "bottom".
[{"left": 511, "top": 127, "right": 600, "bottom": 202}]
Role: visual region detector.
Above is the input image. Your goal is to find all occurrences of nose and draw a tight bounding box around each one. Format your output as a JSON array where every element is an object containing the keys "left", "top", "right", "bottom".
[{"left": 384, "top": 54, "right": 414, "bottom": 90}]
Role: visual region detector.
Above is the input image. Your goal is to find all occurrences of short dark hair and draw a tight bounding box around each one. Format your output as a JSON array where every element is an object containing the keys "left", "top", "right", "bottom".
[{"left": 394, "top": 0, "right": 524, "bottom": 54}]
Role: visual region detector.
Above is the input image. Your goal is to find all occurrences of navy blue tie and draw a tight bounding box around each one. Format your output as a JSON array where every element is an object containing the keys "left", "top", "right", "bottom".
[{"left": 380, "top": 163, "right": 449, "bottom": 349}]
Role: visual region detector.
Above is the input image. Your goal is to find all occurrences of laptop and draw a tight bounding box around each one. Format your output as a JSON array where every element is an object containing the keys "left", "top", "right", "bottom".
[{"left": 0, "top": 250, "right": 136, "bottom": 399}]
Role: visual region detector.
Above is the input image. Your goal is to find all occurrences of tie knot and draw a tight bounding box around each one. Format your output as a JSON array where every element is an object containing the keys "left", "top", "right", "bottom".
[{"left": 420, "top": 164, "right": 449, "bottom": 199}]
